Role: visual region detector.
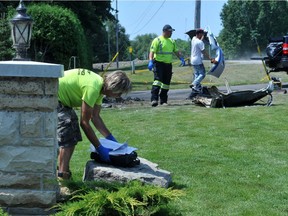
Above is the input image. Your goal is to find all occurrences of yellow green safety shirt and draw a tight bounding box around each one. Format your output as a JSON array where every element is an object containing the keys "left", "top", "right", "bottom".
[
  {"left": 150, "top": 35, "right": 178, "bottom": 64},
  {"left": 58, "top": 68, "right": 104, "bottom": 108}
]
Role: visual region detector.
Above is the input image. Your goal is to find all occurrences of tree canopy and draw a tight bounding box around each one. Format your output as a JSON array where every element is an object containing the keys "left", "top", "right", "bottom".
[
  {"left": 0, "top": 1, "right": 119, "bottom": 67},
  {"left": 26, "top": 4, "right": 90, "bottom": 69},
  {"left": 131, "top": 34, "right": 157, "bottom": 60},
  {"left": 130, "top": 34, "right": 190, "bottom": 61},
  {"left": 3, "top": 0, "right": 288, "bottom": 64},
  {"left": 218, "top": 0, "right": 288, "bottom": 59},
  {"left": 0, "top": 11, "right": 13, "bottom": 60}
]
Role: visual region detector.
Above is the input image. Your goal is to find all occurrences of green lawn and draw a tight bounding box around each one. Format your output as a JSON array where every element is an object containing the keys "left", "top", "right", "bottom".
[
  {"left": 69, "top": 62, "right": 288, "bottom": 215},
  {"left": 120, "top": 60, "right": 288, "bottom": 91}
]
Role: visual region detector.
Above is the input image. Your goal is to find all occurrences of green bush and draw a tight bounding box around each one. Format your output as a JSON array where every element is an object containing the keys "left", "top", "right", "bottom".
[
  {"left": 0, "top": 11, "right": 14, "bottom": 60},
  {"left": 27, "top": 4, "right": 91, "bottom": 69},
  {"left": 0, "top": 208, "right": 8, "bottom": 216},
  {"left": 54, "top": 181, "right": 184, "bottom": 216}
]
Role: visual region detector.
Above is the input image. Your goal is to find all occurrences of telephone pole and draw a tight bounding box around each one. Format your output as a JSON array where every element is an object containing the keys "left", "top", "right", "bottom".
[
  {"left": 115, "top": 0, "right": 119, "bottom": 69},
  {"left": 194, "top": 0, "right": 201, "bottom": 29}
]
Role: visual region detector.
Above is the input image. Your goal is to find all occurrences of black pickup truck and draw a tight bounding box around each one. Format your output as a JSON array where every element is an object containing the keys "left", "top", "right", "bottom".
[{"left": 263, "top": 35, "right": 288, "bottom": 73}]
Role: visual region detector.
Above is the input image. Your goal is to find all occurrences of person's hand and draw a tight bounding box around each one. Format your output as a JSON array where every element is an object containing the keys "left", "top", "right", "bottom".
[
  {"left": 106, "top": 134, "right": 118, "bottom": 142},
  {"left": 97, "top": 145, "right": 111, "bottom": 162},
  {"left": 200, "top": 34, "right": 205, "bottom": 41},
  {"left": 210, "top": 58, "right": 218, "bottom": 64},
  {"left": 180, "top": 57, "right": 185, "bottom": 66},
  {"left": 148, "top": 60, "right": 153, "bottom": 71}
]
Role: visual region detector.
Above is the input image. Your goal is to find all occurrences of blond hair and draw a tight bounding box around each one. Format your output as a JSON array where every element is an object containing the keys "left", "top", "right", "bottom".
[{"left": 103, "top": 70, "right": 132, "bottom": 94}]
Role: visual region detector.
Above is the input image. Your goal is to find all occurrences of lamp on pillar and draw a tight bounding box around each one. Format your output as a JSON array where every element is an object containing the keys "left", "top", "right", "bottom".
[{"left": 10, "top": 0, "right": 33, "bottom": 61}]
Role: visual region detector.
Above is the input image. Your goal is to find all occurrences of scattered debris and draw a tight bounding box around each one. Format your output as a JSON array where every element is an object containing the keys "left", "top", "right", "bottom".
[{"left": 191, "top": 81, "right": 274, "bottom": 108}]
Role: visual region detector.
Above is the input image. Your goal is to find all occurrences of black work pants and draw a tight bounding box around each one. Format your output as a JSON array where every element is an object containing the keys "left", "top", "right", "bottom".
[{"left": 151, "top": 61, "right": 172, "bottom": 104}]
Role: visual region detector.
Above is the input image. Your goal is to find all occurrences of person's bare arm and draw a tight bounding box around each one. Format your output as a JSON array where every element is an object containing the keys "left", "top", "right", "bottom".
[
  {"left": 80, "top": 101, "right": 102, "bottom": 148},
  {"left": 91, "top": 104, "right": 111, "bottom": 138},
  {"left": 149, "top": 51, "right": 154, "bottom": 61}
]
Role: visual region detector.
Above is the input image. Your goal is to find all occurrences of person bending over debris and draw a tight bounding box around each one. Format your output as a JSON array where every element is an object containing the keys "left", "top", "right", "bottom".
[{"left": 57, "top": 68, "right": 132, "bottom": 180}]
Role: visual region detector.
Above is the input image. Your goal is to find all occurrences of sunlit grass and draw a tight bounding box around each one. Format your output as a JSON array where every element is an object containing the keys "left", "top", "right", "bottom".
[
  {"left": 124, "top": 60, "right": 288, "bottom": 91},
  {"left": 68, "top": 62, "right": 288, "bottom": 215},
  {"left": 70, "top": 91, "right": 288, "bottom": 215}
]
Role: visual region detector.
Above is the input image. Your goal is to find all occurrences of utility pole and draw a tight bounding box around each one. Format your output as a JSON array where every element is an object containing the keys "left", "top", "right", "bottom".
[
  {"left": 106, "top": 25, "right": 111, "bottom": 62},
  {"left": 115, "top": 0, "right": 119, "bottom": 69},
  {"left": 194, "top": 0, "right": 201, "bottom": 29}
]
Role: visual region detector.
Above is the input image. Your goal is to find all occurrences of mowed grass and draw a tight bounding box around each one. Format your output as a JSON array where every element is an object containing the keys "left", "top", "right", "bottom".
[
  {"left": 71, "top": 62, "right": 288, "bottom": 215},
  {"left": 123, "top": 60, "right": 288, "bottom": 91}
]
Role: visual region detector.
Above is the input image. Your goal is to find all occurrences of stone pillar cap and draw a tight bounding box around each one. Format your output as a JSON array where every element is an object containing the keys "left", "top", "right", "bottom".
[{"left": 0, "top": 61, "right": 64, "bottom": 78}]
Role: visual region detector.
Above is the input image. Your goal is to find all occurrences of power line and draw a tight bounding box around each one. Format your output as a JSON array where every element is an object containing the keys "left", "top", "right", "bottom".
[
  {"left": 127, "top": 1, "right": 154, "bottom": 32},
  {"left": 129, "top": 0, "right": 166, "bottom": 37}
]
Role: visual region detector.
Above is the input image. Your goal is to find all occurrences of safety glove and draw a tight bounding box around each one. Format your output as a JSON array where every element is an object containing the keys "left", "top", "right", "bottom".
[
  {"left": 97, "top": 145, "right": 111, "bottom": 162},
  {"left": 148, "top": 60, "right": 154, "bottom": 71},
  {"left": 106, "top": 134, "right": 118, "bottom": 142},
  {"left": 180, "top": 57, "right": 185, "bottom": 66}
]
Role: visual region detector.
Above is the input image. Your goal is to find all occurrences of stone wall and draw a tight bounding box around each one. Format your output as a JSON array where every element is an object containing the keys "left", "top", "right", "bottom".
[{"left": 0, "top": 61, "right": 63, "bottom": 215}]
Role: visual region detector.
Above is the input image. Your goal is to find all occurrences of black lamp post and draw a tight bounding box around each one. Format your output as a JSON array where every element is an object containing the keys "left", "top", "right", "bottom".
[{"left": 10, "top": 0, "right": 33, "bottom": 61}]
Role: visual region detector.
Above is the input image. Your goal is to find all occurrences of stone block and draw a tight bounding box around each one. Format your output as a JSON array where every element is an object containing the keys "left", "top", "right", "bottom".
[
  {"left": 44, "top": 79, "right": 59, "bottom": 95},
  {"left": 5, "top": 207, "right": 56, "bottom": 216},
  {"left": 0, "top": 94, "right": 57, "bottom": 112},
  {"left": 83, "top": 158, "right": 172, "bottom": 188},
  {"left": 44, "top": 111, "right": 57, "bottom": 137},
  {"left": 20, "top": 112, "right": 43, "bottom": 138},
  {"left": 0, "top": 78, "right": 44, "bottom": 95},
  {"left": 21, "top": 138, "right": 56, "bottom": 147},
  {"left": 0, "top": 172, "right": 40, "bottom": 189},
  {"left": 0, "top": 189, "right": 56, "bottom": 207},
  {"left": 0, "top": 112, "right": 20, "bottom": 146},
  {"left": 0, "top": 146, "right": 54, "bottom": 172},
  {"left": 0, "top": 172, "right": 57, "bottom": 191}
]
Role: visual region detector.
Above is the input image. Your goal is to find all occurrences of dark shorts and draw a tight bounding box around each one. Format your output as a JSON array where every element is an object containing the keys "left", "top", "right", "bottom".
[{"left": 57, "top": 102, "right": 82, "bottom": 148}]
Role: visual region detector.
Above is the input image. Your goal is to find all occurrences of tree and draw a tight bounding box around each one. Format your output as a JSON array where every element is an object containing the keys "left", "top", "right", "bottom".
[
  {"left": 131, "top": 34, "right": 157, "bottom": 60},
  {"left": 52, "top": 1, "right": 116, "bottom": 63},
  {"left": 103, "top": 20, "right": 130, "bottom": 62},
  {"left": 0, "top": 1, "right": 135, "bottom": 64},
  {"left": 1, "top": 1, "right": 116, "bottom": 65},
  {"left": 175, "top": 38, "right": 190, "bottom": 59},
  {"left": 130, "top": 34, "right": 190, "bottom": 61},
  {"left": 0, "top": 8, "right": 13, "bottom": 60},
  {"left": 25, "top": 4, "right": 90, "bottom": 69},
  {"left": 54, "top": 1, "right": 131, "bottom": 62},
  {"left": 218, "top": 0, "right": 288, "bottom": 59}
]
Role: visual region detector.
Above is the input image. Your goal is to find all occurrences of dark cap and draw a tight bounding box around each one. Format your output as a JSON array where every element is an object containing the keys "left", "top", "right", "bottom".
[
  {"left": 163, "top": 24, "right": 175, "bottom": 32},
  {"left": 196, "top": 28, "right": 204, "bottom": 34}
]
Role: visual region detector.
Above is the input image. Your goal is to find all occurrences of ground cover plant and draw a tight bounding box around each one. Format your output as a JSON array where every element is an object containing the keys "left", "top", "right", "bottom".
[
  {"left": 55, "top": 181, "right": 184, "bottom": 216},
  {"left": 65, "top": 61, "right": 288, "bottom": 215},
  {"left": 0, "top": 209, "right": 7, "bottom": 216}
]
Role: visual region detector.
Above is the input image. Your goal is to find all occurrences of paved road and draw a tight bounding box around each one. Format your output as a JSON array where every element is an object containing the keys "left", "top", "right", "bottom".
[{"left": 125, "top": 82, "right": 284, "bottom": 101}]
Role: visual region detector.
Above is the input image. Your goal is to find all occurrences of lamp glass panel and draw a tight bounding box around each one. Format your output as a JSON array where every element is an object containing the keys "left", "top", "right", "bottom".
[{"left": 14, "top": 22, "right": 29, "bottom": 45}]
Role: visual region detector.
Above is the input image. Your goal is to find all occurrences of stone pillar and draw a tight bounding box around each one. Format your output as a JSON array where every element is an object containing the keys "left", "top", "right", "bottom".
[{"left": 0, "top": 61, "right": 63, "bottom": 215}]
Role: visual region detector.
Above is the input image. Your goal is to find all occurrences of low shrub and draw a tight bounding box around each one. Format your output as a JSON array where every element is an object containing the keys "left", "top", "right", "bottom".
[{"left": 54, "top": 181, "right": 184, "bottom": 216}]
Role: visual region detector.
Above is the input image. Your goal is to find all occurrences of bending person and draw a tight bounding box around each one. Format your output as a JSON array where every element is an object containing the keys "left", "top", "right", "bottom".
[{"left": 57, "top": 68, "right": 132, "bottom": 180}]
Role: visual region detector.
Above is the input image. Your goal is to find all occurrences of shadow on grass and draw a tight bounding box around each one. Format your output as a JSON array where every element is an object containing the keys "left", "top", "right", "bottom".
[
  {"left": 152, "top": 207, "right": 183, "bottom": 216},
  {"left": 169, "top": 181, "right": 188, "bottom": 190}
]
